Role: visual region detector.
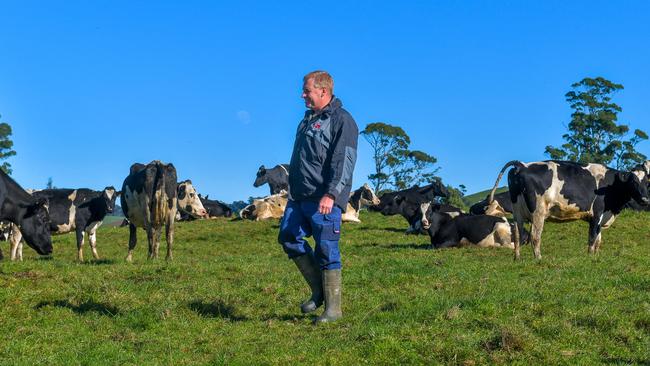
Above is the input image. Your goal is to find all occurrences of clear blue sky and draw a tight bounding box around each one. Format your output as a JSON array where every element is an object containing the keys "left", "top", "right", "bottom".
[{"left": 1, "top": 1, "right": 649, "bottom": 202}]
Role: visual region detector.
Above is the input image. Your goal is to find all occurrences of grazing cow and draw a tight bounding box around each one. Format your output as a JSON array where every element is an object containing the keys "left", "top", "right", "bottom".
[
  {"left": 254, "top": 164, "right": 290, "bottom": 195},
  {"left": 240, "top": 191, "right": 288, "bottom": 221},
  {"left": 121, "top": 161, "right": 178, "bottom": 262},
  {"left": 199, "top": 194, "right": 233, "bottom": 218},
  {"left": 489, "top": 160, "right": 650, "bottom": 260},
  {"left": 469, "top": 191, "right": 513, "bottom": 217},
  {"left": 10, "top": 187, "right": 119, "bottom": 261},
  {"left": 0, "top": 170, "right": 52, "bottom": 257},
  {"left": 175, "top": 180, "right": 208, "bottom": 221},
  {"left": 369, "top": 181, "right": 455, "bottom": 233},
  {"left": 341, "top": 184, "right": 380, "bottom": 223},
  {"left": 420, "top": 202, "right": 514, "bottom": 249}
]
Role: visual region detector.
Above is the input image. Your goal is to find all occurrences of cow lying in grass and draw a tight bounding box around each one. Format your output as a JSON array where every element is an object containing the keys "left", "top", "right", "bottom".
[
  {"left": 419, "top": 202, "right": 514, "bottom": 249},
  {"left": 489, "top": 160, "right": 650, "bottom": 260},
  {"left": 369, "top": 181, "right": 455, "bottom": 233},
  {"left": 341, "top": 184, "right": 380, "bottom": 223},
  {"left": 240, "top": 191, "right": 288, "bottom": 221}
]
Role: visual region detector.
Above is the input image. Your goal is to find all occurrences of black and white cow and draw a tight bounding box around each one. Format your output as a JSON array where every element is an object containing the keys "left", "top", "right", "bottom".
[
  {"left": 420, "top": 202, "right": 514, "bottom": 249},
  {"left": 199, "top": 194, "right": 233, "bottom": 218},
  {"left": 341, "top": 184, "right": 380, "bottom": 223},
  {"left": 489, "top": 160, "right": 650, "bottom": 260},
  {"left": 175, "top": 180, "right": 208, "bottom": 221},
  {"left": 121, "top": 161, "right": 178, "bottom": 262},
  {"left": 0, "top": 170, "right": 52, "bottom": 258},
  {"left": 253, "top": 164, "right": 289, "bottom": 195},
  {"left": 10, "top": 187, "right": 118, "bottom": 261},
  {"left": 469, "top": 191, "right": 513, "bottom": 217},
  {"left": 369, "top": 181, "right": 456, "bottom": 233}
]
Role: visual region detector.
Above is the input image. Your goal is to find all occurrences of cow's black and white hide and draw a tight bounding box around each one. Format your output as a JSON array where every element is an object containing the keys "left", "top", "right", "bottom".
[
  {"left": 470, "top": 191, "right": 513, "bottom": 217},
  {"left": 121, "top": 161, "right": 178, "bottom": 262},
  {"left": 10, "top": 187, "right": 118, "bottom": 261},
  {"left": 0, "top": 170, "right": 52, "bottom": 258},
  {"left": 420, "top": 202, "right": 514, "bottom": 249},
  {"left": 489, "top": 160, "right": 650, "bottom": 260},
  {"left": 254, "top": 164, "right": 289, "bottom": 195},
  {"left": 341, "top": 184, "right": 380, "bottom": 223},
  {"left": 175, "top": 180, "right": 208, "bottom": 221},
  {"left": 369, "top": 181, "right": 457, "bottom": 233}
]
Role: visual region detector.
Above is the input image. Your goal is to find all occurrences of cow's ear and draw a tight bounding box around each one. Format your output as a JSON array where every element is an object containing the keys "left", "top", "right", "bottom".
[{"left": 394, "top": 195, "right": 405, "bottom": 204}]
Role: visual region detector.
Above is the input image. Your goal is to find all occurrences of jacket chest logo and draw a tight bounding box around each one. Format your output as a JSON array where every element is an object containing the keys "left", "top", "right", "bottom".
[{"left": 311, "top": 121, "right": 322, "bottom": 130}]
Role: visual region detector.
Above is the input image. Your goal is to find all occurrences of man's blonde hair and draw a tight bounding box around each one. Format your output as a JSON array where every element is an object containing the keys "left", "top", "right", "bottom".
[{"left": 303, "top": 70, "right": 334, "bottom": 95}]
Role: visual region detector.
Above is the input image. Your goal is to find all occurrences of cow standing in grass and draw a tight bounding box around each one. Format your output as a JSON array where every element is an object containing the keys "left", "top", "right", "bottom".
[
  {"left": 121, "top": 161, "right": 178, "bottom": 262},
  {"left": 10, "top": 186, "right": 118, "bottom": 261},
  {"left": 489, "top": 160, "right": 650, "bottom": 260}
]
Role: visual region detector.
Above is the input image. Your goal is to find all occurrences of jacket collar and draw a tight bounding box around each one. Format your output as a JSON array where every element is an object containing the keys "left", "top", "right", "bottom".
[{"left": 305, "top": 96, "right": 342, "bottom": 120}]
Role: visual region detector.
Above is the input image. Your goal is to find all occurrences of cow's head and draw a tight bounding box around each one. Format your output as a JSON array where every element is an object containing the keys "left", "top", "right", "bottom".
[
  {"left": 419, "top": 180, "right": 449, "bottom": 199},
  {"left": 240, "top": 204, "right": 257, "bottom": 220},
  {"left": 624, "top": 170, "right": 650, "bottom": 206},
  {"left": 101, "top": 186, "right": 120, "bottom": 214},
  {"left": 254, "top": 165, "right": 268, "bottom": 187},
  {"left": 19, "top": 198, "right": 53, "bottom": 255},
  {"left": 369, "top": 191, "right": 403, "bottom": 215},
  {"left": 359, "top": 183, "right": 380, "bottom": 208},
  {"left": 216, "top": 201, "right": 233, "bottom": 217},
  {"left": 177, "top": 180, "right": 208, "bottom": 218}
]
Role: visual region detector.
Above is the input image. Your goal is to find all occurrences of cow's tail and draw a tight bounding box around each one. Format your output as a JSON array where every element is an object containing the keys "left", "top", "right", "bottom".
[
  {"left": 152, "top": 162, "right": 167, "bottom": 223},
  {"left": 488, "top": 160, "right": 525, "bottom": 204}
]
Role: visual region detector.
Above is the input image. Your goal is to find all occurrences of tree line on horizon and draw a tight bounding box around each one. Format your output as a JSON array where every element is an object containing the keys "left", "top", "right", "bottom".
[{"left": 1, "top": 76, "right": 647, "bottom": 208}]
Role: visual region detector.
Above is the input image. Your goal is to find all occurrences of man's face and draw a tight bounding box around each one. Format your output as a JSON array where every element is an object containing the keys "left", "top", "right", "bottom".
[{"left": 302, "top": 78, "right": 328, "bottom": 111}]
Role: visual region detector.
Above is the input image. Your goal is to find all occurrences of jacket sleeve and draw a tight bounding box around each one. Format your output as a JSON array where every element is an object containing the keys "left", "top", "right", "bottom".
[{"left": 324, "top": 113, "right": 359, "bottom": 200}]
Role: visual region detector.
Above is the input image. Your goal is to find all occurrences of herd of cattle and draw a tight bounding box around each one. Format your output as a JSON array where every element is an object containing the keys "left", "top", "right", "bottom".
[{"left": 1, "top": 159, "right": 649, "bottom": 262}]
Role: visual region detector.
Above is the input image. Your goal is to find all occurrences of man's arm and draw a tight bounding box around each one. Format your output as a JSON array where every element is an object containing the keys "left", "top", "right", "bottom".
[{"left": 319, "top": 114, "right": 358, "bottom": 214}]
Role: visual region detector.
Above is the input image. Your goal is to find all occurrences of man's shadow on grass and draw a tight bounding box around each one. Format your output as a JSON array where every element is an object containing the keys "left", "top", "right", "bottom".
[
  {"left": 188, "top": 300, "right": 247, "bottom": 321},
  {"left": 35, "top": 300, "right": 120, "bottom": 317}
]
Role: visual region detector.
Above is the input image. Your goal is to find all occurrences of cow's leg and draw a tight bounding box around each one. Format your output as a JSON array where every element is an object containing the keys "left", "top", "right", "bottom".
[
  {"left": 126, "top": 223, "right": 137, "bottom": 262},
  {"left": 146, "top": 226, "right": 155, "bottom": 259},
  {"left": 165, "top": 216, "right": 174, "bottom": 261},
  {"left": 10, "top": 226, "right": 23, "bottom": 261},
  {"left": 588, "top": 218, "right": 602, "bottom": 254},
  {"left": 153, "top": 227, "right": 162, "bottom": 259},
  {"left": 76, "top": 229, "right": 85, "bottom": 262},
  {"left": 87, "top": 227, "right": 100, "bottom": 259},
  {"left": 530, "top": 211, "right": 546, "bottom": 260},
  {"left": 513, "top": 217, "right": 525, "bottom": 260}
]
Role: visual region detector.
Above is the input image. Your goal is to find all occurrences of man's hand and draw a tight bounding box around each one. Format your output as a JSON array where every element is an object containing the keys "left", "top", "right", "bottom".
[{"left": 319, "top": 194, "right": 335, "bottom": 215}]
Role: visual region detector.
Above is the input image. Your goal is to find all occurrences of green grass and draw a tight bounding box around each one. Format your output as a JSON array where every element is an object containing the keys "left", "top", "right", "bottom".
[{"left": 1, "top": 211, "right": 650, "bottom": 365}]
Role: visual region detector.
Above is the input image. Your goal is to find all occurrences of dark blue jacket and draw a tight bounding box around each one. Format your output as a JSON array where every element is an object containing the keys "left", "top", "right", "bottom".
[{"left": 288, "top": 97, "right": 358, "bottom": 212}]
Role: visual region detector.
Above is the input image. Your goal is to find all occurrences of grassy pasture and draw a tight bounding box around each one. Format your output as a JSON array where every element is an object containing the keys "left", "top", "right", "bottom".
[{"left": 1, "top": 211, "right": 649, "bottom": 365}]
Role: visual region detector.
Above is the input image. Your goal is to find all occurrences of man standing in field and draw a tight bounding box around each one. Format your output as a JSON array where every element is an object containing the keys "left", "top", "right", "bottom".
[{"left": 278, "top": 70, "right": 359, "bottom": 323}]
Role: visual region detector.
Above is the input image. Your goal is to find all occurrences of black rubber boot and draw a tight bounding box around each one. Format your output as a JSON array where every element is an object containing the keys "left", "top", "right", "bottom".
[
  {"left": 292, "top": 254, "right": 323, "bottom": 313},
  {"left": 315, "top": 269, "right": 342, "bottom": 324}
]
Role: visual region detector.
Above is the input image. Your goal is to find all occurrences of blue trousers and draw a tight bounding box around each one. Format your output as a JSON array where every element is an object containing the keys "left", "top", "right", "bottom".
[{"left": 278, "top": 200, "right": 342, "bottom": 270}]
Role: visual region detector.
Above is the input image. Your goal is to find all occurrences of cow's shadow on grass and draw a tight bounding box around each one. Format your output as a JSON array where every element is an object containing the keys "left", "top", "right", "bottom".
[
  {"left": 188, "top": 300, "right": 247, "bottom": 321},
  {"left": 35, "top": 300, "right": 120, "bottom": 317},
  {"left": 373, "top": 243, "right": 432, "bottom": 250},
  {"left": 79, "top": 259, "right": 116, "bottom": 266},
  {"left": 358, "top": 227, "right": 406, "bottom": 233}
]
